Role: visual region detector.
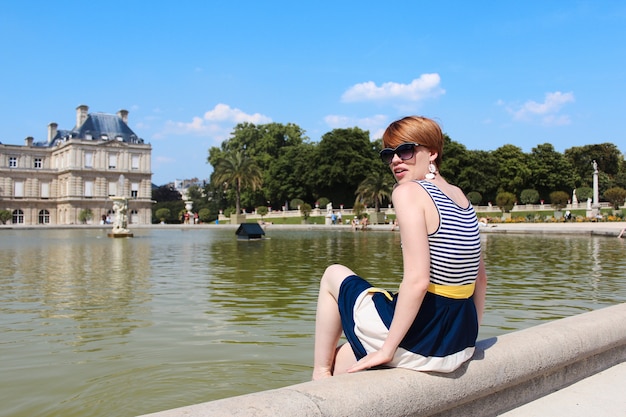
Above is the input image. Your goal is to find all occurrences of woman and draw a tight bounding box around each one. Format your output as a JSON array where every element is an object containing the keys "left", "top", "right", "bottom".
[{"left": 312, "top": 116, "right": 487, "bottom": 380}]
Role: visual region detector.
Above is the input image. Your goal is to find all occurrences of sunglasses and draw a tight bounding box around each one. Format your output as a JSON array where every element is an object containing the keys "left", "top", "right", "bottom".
[{"left": 379, "top": 142, "right": 421, "bottom": 165}]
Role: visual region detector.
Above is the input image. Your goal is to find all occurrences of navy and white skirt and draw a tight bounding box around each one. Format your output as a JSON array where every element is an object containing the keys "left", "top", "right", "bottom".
[{"left": 338, "top": 275, "right": 478, "bottom": 372}]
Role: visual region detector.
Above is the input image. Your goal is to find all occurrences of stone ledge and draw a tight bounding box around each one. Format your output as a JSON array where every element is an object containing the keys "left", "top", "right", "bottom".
[{"left": 138, "top": 303, "right": 626, "bottom": 417}]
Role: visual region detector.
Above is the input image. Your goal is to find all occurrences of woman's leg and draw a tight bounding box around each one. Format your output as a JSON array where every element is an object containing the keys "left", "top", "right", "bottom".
[
  {"left": 332, "top": 343, "right": 357, "bottom": 375},
  {"left": 312, "top": 264, "right": 356, "bottom": 380}
]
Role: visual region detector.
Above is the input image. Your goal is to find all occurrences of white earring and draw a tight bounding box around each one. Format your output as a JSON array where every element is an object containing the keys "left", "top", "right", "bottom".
[{"left": 425, "top": 163, "right": 437, "bottom": 180}]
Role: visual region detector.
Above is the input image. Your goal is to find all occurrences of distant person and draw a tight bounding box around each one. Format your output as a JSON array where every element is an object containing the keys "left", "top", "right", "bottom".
[
  {"left": 360, "top": 216, "right": 369, "bottom": 230},
  {"left": 312, "top": 116, "right": 487, "bottom": 380}
]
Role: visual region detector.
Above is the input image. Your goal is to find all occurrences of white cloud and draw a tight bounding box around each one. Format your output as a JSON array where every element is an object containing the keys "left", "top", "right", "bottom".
[
  {"left": 157, "top": 103, "right": 272, "bottom": 142},
  {"left": 324, "top": 114, "right": 389, "bottom": 139},
  {"left": 503, "top": 91, "right": 575, "bottom": 126},
  {"left": 341, "top": 74, "right": 445, "bottom": 102}
]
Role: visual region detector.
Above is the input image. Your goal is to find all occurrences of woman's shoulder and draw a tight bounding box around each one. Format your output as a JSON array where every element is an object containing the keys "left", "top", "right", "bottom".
[{"left": 392, "top": 181, "right": 429, "bottom": 199}]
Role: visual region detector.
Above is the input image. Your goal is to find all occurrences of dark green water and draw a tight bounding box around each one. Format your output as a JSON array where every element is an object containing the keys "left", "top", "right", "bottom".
[{"left": 1, "top": 228, "right": 625, "bottom": 417}]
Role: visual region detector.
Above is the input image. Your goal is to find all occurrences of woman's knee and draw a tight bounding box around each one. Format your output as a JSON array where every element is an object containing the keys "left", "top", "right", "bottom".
[{"left": 320, "top": 264, "right": 354, "bottom": 294}]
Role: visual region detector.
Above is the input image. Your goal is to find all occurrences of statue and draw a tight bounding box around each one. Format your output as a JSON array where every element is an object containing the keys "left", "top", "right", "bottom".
[
  {"left": 108, "top": 174, "right": 133, "bottom": 237},
  {"left": 572, "top": 189, "right": 578, "bottom": 205},
  {"left": 326, "top": 202, "right": 333, "bottom": 214},
  {"left": 592, "top": 160, "right": 598, "bottom": 173},
  {"left": 112, "top": 198, "right": 128, "bottom": 231}
]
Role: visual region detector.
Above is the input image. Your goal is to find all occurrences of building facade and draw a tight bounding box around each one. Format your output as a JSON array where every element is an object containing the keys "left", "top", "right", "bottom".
[{"left": 0, "top": 105, "right": 153, "bottom": 225}]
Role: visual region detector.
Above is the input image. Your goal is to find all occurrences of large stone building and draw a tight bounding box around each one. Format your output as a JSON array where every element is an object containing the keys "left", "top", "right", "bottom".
[{"left": 0, "top": 105, "right": 153, "bottom": 225}]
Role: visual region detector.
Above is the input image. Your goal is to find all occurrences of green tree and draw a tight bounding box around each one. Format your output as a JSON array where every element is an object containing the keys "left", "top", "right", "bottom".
[
  {"left": 603, "top": 187, "right": 626, "bottom": 210},
  {"left": 439, "top": 135, "right": 470, "bottom": 187},
  {"left": 152, "top": 185, "right": 182, "bottom": 202},
  {"left": 312, "top": 127, "right": 378, "bottom": 207},
  {"left": 211, "top": 150, "right": 263, "bottom": 215},
  {"left": 493, "top": 145, "right": 531, "bottom": 198},
  {"left": 266, "top": 142, "right": 317, "bottom": 205},
  {"left": 208, "top": 122, "right": 309, "bottom": 208},
  {"left": 355, "top": 170, "right": 394, "bottom": 212},
  {"left": 528, "top": 143, "right": 575, "bottom": 200},
  {"left": 565, "top": 143, "right": 622, "bottom": 188},
  {"left": 458, "top": 150, "right": 499, "bottom": 204},
  {"left": 495, "top": 192, "right": 516, "bottom": 213}
]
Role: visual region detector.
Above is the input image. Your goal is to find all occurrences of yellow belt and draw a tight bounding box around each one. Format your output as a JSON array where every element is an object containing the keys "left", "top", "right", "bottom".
[
  {"left": 428, "top": 282, "right": 475, "bottom": 299},
  {"left": 367, "top": 282, "right": 475, "bottom": 301}
]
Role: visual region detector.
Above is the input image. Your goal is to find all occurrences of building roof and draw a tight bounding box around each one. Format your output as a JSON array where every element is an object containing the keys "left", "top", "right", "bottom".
[{"left": 35, "top": 111, "right": 144, "bottom": 147}]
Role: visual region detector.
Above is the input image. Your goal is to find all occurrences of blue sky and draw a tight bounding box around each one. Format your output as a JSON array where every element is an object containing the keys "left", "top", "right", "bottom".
[{"left": 1, "top": 1, "right": 624, "bottom": 185}]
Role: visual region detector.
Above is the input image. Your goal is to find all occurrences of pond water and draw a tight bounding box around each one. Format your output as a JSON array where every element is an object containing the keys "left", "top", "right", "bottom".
[{"left": 1, "top": 228, "right": 625, "bottom": 417}]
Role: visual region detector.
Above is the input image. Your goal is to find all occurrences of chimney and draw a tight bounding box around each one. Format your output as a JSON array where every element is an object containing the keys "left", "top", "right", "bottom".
[
  {"left": 76, "top": 104, "right": 89, "bottom": 127},
  {"left": 25, "top": 136, "right": 34, "bottom": 147},
  {"left": 48, "top": 122, "right": 58, "bottom": 142},
  {"left": 117, "top": 109, "right": 129, "bottom": 124}
]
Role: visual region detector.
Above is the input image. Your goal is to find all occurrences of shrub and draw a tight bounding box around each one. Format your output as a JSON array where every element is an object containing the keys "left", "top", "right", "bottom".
[
  {"left": 603, "top": 187, "right": 626, "bottom": 210},
  {"left": 78, "top": 209, "right": 93, "bottom": 224},
  {"left": 549, "top": 191, "right": 569, "bottom": 210},
  {"left": 520, "top": 189, "right": 540, "bottom": 204},
  {"left": 317, "top": 197, "right": 330, "bottom": 209},
  {"left": 155, "top": 208, "right": 171, "bottom": 223},
  {"left": 495, "top": 192, "right": 516, "bottom": 213},
  {"left": 576, "top": 187, "right": 593, "bottom": 202},
  {"left": 256, "top": 205, "right": 269, "bottom": 218},
  {"left": 198, "top": 208, "right": 211, "bottom": 223},
  {"left": 290, "top": 198, "right": 304, "bottom": 210},
  {"left": 467, "top": 191, "right": 482, "bottom": 205},
  {"left": 0, "top": 209, "right": 12, "bottom": 224},
  {"left": 300, "top": 203, "right": 312, "bottom": 220}
]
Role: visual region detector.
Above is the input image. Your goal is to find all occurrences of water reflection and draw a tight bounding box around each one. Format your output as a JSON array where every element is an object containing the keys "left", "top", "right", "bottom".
[{"left": 0, "top": 228, "right": 625, "bottom": 417}]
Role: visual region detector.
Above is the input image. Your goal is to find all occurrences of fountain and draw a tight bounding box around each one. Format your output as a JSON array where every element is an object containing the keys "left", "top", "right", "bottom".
[{"left": 108, "top": 174, "right": 134, "bottom": 238}]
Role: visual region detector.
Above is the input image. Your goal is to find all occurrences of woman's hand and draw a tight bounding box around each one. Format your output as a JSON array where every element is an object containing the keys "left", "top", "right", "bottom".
[{"left": 347, "top": 349, "right": 395, "bottom": 373}]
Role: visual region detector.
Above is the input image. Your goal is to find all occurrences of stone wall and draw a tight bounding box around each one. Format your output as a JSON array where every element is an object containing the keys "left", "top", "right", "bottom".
[{"left": 139, "top": 303, "right": 626, "bottom": 417}]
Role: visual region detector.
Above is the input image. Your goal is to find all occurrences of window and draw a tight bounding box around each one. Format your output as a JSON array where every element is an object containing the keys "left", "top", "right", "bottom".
[
  {"left": 14, "top": 181, "right": 24, "bottom": 197},
  {"left": 9, "top": 156, "right": 17, "bottom": 167},
  {"left": 85, "top": 181, "right": 94, "bottom": 198},
  {"left": 131, "top": 154, "right": 140, "bottom": 170},
  {"left": 34, "top": 158, "right": 42, "bottom": 169},
  {"left": 109, "top": 154, "right": 117, "bottom": 169},
  {"left": 12, "top": 209, "right": 24, "bottom": 224},
  {"left": 108, "top": 182, "right": 117, "bottom": 196},
  {"left": 39, "top": 210, "right": 50, "bottom": 224},
  {"left": 85, "top": 152, "right": 93, "bottom": 168},
  {"left": 131, "top": 182, "right": 139, "bottom": 198},
  {"left": 41, "top": 182, "right": 50, "bottom": 199}
]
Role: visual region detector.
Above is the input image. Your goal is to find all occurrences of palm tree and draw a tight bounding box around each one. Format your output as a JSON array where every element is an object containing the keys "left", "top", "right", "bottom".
[
  {"left": 355, "top": 170, "right": 394, "bottom": 212},
  {"left": 212, "top": 151, "right": 263, "bottom": 215}
]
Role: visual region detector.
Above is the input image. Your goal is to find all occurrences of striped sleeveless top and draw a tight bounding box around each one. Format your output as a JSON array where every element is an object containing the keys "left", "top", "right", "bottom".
[{"left": 416, "top": 180, "right": 481, "bottom": 287}]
